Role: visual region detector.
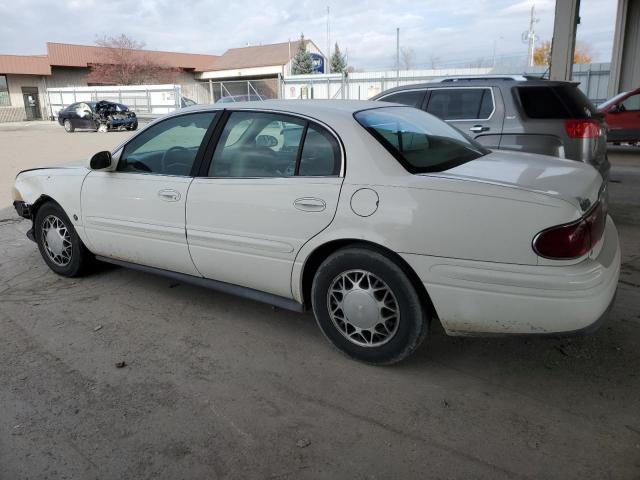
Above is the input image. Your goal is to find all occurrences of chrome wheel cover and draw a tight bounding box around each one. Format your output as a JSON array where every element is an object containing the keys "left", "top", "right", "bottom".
[
  {"left": 97, "top": 124, "right": 108, "bottom": 133},
  {"left": 41, "top": 215, "right": 72, "bottom": 266},
  {"left": 327, "top": 269, "right": 400, "bottom": 347},
  {"left": 64, "top": 120, "right": 71, "bottom": 131}
]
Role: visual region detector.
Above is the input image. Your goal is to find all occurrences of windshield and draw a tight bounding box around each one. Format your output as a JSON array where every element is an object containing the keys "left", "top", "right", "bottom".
[
  {"left": 598, "top": 91, "right": 628, "bottom": 110},
  {"left": 354, "top": 106, "right": 488, "bottom": 173}
]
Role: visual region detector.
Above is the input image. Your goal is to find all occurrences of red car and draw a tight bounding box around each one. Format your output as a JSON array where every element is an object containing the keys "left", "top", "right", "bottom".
[{"left": 598, "top": 87, "right": 640, "bottom": 144}]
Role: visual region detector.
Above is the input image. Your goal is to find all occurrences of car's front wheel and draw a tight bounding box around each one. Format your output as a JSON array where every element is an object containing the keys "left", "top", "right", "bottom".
[
  {"left": 34, "top": 202, "right": 93, "bottom": 277},
  {"left": 126, "top": 121, "right": 138, "bottom": 131},
  {"left": 63, "top": 119, "right": 74, "bottom": 133},
  {"left": 311, "top": 246, "right": 429, "bottom": 365}
]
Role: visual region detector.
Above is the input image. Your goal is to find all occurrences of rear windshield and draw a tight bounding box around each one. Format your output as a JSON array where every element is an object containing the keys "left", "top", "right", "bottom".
[
  {"left": 516, "top": 85, "right": 597, "bottom": 119},
  {"left": 354, "top": 106, "right": 488, "bottom": 173}
]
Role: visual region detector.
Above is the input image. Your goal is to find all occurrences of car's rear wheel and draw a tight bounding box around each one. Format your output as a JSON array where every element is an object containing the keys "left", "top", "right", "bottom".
[
  {"left": 63, "top": 119, "right": 74, "bottom": 133},
  {"left": 34, "top": 202, "right": 93, "bottom": 277},
  {"left": 311, "top": 246, "right": 428, "bottom": 365}
]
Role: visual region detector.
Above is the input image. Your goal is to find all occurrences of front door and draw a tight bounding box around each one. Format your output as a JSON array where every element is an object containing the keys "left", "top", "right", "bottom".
[
  {"left": 607, "top": 92, "right": 640, "bottom": 142},
  {"left": 186, "top": 110, "right": 344, "bottom": 298},
  {"left": 22, "top": 87, "right": 41, "bottom": 120},
  {"left": 81, "top": 111, "right": 218, "bottom": 275}
]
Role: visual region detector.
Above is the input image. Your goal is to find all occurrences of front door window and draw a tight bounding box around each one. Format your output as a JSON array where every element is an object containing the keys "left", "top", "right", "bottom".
[{"left": 118, "top": 112, "right": 216, "bottom": 176}]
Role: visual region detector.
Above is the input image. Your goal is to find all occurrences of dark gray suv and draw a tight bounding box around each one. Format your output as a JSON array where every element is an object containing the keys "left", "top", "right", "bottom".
[{"left": 372, "top": 76, "right": 609, "bottom": 180}]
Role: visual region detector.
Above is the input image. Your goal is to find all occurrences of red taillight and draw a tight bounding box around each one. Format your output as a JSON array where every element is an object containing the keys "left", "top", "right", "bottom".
[
  {"left": 564, "top": 119, "right": 600, "bottom": 138},
  {"left": 533, "top": 202, "right": 605, "bottom": 260}
]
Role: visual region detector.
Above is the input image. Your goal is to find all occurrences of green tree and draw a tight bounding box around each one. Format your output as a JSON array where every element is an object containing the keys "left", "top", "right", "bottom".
[
  {"left": 291, "top": 34, "right": 314, "bottom": 75},
  {"left": 330, "top": 42, "right": 347, "bottom": 73}
]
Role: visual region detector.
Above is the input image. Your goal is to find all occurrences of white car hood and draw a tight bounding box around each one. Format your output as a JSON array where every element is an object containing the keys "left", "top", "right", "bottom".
[{"left": 430, "top": 150, "right": 603, "bottom": 211}]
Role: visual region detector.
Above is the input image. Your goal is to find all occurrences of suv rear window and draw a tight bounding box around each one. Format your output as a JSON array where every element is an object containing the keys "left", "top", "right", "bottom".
[
  {"left": 516, "top": 85, "right": 596, "bottom": 119},
  {"left": 355, "top": 106, "right": 488, "bottom": 173}
]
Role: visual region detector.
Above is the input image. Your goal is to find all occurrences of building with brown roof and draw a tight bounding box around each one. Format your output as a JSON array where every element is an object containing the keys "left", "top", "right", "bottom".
[
  {"left": 0, "top": 42, "right": 218, "bottom": 122},
  {"left": 197, "top": 39, "right": 325, "bottom": 81},
  {"left": 0, "top": 39, "right": 325, "bottom": 122}
]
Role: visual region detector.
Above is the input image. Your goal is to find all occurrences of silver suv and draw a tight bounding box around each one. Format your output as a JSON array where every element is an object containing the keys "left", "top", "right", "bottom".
[{"left": 372, "top": 77, "right": 609, "bottom": 180}]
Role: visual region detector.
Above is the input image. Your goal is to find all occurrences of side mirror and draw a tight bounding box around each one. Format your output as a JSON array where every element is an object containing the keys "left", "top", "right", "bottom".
[
  {"left": 256, "top": 134, "right": 278, "bottom": 148},
  {"left": 90, "top": 150, "right": 112, "bottom": 170},
  {"left": 609, "top": 105, "right": 621, "bottom": 114}
]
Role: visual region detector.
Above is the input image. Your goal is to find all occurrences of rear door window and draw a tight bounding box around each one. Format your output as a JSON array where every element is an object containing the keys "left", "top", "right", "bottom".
[
  {"left": 426, "top": 88, "right": 494, "bottom": 120},
  {"left": 516, "top": 85, "right": 596, "bottom": 119},
  {"left": 379, "top": 90, "right": 426, "bottom": 108},
  {"left": 208, "top": 111, "right": 341, "bottom": 178}
]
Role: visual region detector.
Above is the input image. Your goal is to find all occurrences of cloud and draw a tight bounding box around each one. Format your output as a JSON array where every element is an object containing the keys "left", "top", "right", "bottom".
[{"left": 0, "top": 0, "right": 617, "bottom": 69}]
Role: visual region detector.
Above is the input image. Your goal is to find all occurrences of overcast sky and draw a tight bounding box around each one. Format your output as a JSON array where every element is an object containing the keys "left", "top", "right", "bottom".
[{"left": 0, "top": 0, "right": 617, "bottom": 70}]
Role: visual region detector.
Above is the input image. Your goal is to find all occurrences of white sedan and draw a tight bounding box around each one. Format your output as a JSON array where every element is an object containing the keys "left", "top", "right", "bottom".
[{"left": 12, "top": 100, "right": 621, "bottom": 364}]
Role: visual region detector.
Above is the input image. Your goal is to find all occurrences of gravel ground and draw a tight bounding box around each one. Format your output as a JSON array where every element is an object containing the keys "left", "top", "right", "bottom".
[
  {"left": 0, "top": 121, "right": 135, "bottom": 207},
  {"left": 0, "top": 123, "right": 639, "bottom": 479}
]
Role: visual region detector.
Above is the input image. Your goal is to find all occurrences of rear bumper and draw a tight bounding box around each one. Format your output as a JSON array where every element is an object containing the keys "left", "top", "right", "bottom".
[{"left": 402, "top": 216, "right": 621, "bottom": 336}]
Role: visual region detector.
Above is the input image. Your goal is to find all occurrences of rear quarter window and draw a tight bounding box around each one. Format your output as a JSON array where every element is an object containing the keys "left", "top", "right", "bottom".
[
  {"left": 355, "top": 106, "right": 488, "bottom": 173},
  {"left": 379, "top": 90, "right": 426, "bottom": 108},
  {"left": 516, "top": 85, "right": 596, "bottom": 119}
]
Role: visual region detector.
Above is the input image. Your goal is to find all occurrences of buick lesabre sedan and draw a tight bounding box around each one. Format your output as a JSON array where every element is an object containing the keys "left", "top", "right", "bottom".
[{"left": 13, "top": 100, "right": 620, "bottom": 364}]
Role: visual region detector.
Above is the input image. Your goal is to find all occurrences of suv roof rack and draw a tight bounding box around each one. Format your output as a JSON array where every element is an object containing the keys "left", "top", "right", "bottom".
[{"left": 437, "top": 75, "right": 529, "bottom": 82}]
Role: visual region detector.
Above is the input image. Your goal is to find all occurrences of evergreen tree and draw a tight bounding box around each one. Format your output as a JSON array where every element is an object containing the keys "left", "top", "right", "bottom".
[
  {"left": 291, "top": 34, "right": 314, "bottom": 75},
  {"left": 330, "top": 42, "right": 347, "bottom": 74}
]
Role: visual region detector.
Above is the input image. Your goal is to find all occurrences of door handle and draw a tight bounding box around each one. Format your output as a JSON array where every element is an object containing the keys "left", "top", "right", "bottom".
[
  {"left": 158, "top": 189, "right": 181, "bottom": 202},
  {"left": 469, "top": 125, "right": 490, "bottom": 133},
  {"left": 294, "top": 197, "right": 326, "bottom": 212}
]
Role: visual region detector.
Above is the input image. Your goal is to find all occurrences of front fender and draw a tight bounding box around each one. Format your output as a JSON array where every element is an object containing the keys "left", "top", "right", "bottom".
[{"left": 13, "top": 167, "right": 91, "bottom": 244}]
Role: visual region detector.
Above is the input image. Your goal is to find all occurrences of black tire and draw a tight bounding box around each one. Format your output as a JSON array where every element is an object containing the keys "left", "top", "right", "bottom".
[
  {"left": 63, "top": 119, "right": 74, "bottom": 133},
  {"left": 127, "top": 121, "right": 138, "bottom": 131},
  {"left": 311, "top": 246, "right": 428, "bottom": 365},
  {"left": 34, "top": 202, "right": 93, "bottom": 277}
]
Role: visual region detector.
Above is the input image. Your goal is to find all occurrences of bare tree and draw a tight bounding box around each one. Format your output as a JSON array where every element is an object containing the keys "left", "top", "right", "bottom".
[
  {"left": 87, "top": 34, "right": 179, "bottom": 85},
  {"left": 400, "top": 47, "right": 415, "bottom": 70}
]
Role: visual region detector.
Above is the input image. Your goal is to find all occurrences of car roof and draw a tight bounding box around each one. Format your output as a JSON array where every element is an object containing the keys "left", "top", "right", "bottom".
[
  {"left": 162, "top": 100, "right": 409, "bottom": 134},
  {"left": 175, "top": 99, "right": 388, "bottom": 118},
  {"left": 372, "top": 78, "right": 578, "bottom": 98}
]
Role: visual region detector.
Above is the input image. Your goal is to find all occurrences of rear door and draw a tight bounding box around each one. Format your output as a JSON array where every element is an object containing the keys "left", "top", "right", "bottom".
[
  {"left": 424, "top": 87, "right": 504, "bottom": 148},
  {"left": 186, "top": 110, "right": 344, "bottom": 299}
]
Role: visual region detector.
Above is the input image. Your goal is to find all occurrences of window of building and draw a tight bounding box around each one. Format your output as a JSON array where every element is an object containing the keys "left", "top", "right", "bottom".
[{"left": 0, "top": 75, "right": 10, "bottom": 107}]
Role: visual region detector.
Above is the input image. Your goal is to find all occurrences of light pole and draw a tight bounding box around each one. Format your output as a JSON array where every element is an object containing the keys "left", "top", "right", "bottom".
[{"left": 396, "top": 27, "right": 400, "bottom": 85}]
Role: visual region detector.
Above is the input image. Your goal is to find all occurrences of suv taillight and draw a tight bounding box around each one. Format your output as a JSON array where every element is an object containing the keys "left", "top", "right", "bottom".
[
  {"left": 533, "top": 202, "right": 605, "bottom": 259},
  {"left": 565, "top": 119, "right": 600, "bottom": 138}
]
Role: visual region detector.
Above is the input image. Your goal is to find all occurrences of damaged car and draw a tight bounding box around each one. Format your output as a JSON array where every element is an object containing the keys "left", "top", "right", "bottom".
[{"left": 57, "top": 101, "right": 138, "bottom": 133}]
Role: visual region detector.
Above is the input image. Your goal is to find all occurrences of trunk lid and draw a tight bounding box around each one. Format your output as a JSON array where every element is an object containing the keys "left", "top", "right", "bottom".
[{"left": 430, "top": 150, "right": 603, "bottom": 211}]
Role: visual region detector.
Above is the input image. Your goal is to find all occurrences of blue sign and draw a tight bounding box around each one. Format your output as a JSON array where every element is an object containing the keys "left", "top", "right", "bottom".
[{"left": 310, "top": 53, "right": 325, "bottom": 74}]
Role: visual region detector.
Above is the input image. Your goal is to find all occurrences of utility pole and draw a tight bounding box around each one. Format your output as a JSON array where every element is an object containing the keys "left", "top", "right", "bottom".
[
  {"left": 326, "top": 6, "right": 331, "bottom": 74},
  {"left": 521, "top": 4, "right": 539, "bottom": 67},
  {"left": 396, "top": 27, "right": 400, "bottom": 85}
]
